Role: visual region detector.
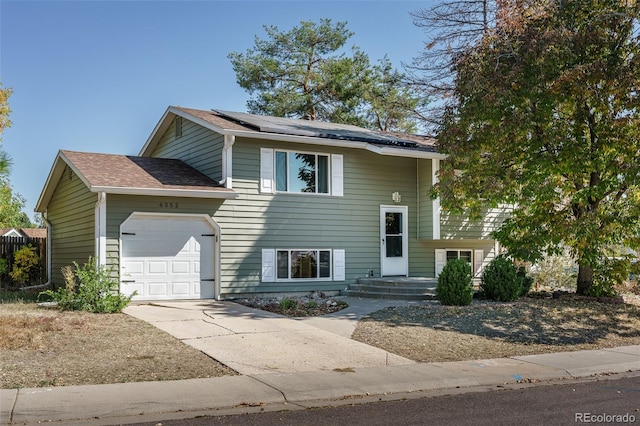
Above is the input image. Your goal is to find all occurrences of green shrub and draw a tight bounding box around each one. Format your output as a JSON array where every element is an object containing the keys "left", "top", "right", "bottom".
[
  {"left": 436, "top": 259, "right": 473, "bottom": 306},
  {"left": 9, "top": 245, "right": 39, "bottom": 285},
  {"left": 279, "top": 297, "right": 297, "bottom": 310},
  {"left": 305, "top": 300, "right": 319, "bottom": 309},
  {"left": 481, "top": 256, "right": 531, "bottom": 302},
  {"left": 517, "top": 266, "right": 534, "bottom": 297},
  {"left": 40, "top": 258, "right": 134, "bottom": 313}
]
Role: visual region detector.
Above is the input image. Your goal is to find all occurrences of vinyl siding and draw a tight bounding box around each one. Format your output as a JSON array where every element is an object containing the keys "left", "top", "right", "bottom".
[
  {"left": 46, "top": 166, "right": 96, "bottom": 286},
  {"left": 440, "top": 207, "right": 510, "bottom": 239},
  {"left": 419, "top": 239, "right": 498, "bottom": 279},
  {"left": 213, "top": 137, "right": 432, "bottom": 297},
  {"left": 105, "top": 195, "right": 224, "bottom": 274},
  {"left": 124, "top": 123, "right": 504, "bottom": 297},
  {"left": 150, "top": 117, "right": 224, "bottom": 181}
]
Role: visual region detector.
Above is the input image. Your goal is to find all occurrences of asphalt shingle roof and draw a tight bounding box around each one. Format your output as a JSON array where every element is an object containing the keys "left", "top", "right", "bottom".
[{"left": 61, "top": 150, "right": 232, "bottom": 193}]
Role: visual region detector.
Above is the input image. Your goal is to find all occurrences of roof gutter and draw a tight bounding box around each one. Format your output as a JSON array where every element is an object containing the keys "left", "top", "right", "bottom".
[
  {"left": 88, "top": 186, "right": 239, "bottom": 199},
  {"left": 224, "top": 128, "right": 446, "bottom": 160}
]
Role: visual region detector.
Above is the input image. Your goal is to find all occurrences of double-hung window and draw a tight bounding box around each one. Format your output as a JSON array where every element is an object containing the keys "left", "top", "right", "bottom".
[
  {"left": 275, "top": 151, "right": 329, "bottom": 194},
  {"left": 277, "top": 249, "right": 331, "bottom": 280}
]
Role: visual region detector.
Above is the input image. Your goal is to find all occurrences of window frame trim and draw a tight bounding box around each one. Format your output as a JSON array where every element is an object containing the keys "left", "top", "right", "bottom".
[
  {"left": 274, "top": 149, "right": 331, "bottom": 195},
  {"left": 275, "top": 248, "right": 333, "bottom": 281}
]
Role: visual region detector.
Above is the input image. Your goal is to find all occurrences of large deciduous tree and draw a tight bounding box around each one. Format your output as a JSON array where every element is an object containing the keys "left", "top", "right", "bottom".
[
  {"left": 435, "top": 0, "right": 640, "bottom": 294},
  {"left": 229, "top": 19, "right": 423, "bottom": 133}
]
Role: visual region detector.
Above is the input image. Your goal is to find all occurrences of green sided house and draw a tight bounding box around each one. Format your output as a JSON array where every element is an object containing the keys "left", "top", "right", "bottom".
[{"left": 36, "top": 106, "right": 506, "bottom": 301}]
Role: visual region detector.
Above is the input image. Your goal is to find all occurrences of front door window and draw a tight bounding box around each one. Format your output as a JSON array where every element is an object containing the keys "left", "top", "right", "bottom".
[
  {"left": 380, "top": 206, "right": 408, "bottom": 276},
  {"left": 385, "top": 212, "right": 403, "bottom": 257}
]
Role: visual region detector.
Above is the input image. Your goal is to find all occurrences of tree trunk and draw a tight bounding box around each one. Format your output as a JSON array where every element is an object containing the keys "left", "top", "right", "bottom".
[{"left": 576, "top": 262, "right": 594, "bottom": 295}]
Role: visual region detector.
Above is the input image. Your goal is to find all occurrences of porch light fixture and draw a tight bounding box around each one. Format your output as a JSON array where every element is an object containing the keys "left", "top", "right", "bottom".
[{"left": 392, "top": 191, "right": 402, "bottom": 203}]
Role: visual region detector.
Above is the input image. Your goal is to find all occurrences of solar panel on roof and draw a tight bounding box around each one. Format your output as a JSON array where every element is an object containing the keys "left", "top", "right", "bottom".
[{"left": 213, "top": 109, "right": 421, "bottom": 148}]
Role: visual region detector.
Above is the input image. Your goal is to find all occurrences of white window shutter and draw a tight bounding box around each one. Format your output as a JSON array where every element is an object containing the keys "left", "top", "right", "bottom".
[
  {"left": 474, "top": 249, "right": 484, "bottom": 277},
  {"left": 435, "top": 249, "right": 446, "bottom": 277},
  {"left": 331, "top": 154, "right": 343, "bottom": 197},
  {"left": 260, "top": 148, "right": 274, "bottom": 193},
  {"left": 262, "top": 249, "right": 276, "bottom": 282},
  {"left": 333, "top": 249, "right": 345, "bottom": 281}
]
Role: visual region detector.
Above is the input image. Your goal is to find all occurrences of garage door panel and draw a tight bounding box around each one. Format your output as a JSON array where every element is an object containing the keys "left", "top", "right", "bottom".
[
  {"left": 148, "top": 282, "right": 168, "bottom": 296},
  {"left": 148, "top": 261, "right": 168, "bottom": 274},
  {"left": 171, "top": 260, "right": 190, "bottom": 274},
  {"left": 120, "top": 215, "right": 215, "bottom": 301},
  {"left": 123, "top": 260, "right": 144, "bottom": 275},
  {"left": 171, "top": 282, "right": 190, "bottom": 295}
]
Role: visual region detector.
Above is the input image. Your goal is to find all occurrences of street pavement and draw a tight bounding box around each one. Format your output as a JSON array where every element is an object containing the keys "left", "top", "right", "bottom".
[{"left": 2, "top": 297, "right": 640, "bottom": 425}]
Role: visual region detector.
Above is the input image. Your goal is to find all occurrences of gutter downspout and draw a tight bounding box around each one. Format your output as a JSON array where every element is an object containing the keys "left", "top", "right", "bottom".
[
  {"left": 220, "top": 134, "right": 235, "bottom": 188},
  {"left": 432, "top": 158, "right": 441, "bottom": 240},
  {"left": 44, "top": 214, "right": 52, "bottom": 287},
  {"left": 95, "top": 192, "right": 107, "bottom": 268}
]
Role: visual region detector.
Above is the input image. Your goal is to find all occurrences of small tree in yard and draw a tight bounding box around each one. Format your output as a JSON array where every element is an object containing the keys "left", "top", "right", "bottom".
[
  {"left": 9, "top": 245, "right": 39, "bottom": 286},
  {"left": 436, "top": 259, "right": 474, "bottom": 306},
  {"left": 41, "top": 258, "right": 134, "bottom": 313}
]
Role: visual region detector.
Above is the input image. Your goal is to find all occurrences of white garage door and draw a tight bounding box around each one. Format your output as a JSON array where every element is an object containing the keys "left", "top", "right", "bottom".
[{"left": 120, "top": 214, "right": 216, "bottom": 301}]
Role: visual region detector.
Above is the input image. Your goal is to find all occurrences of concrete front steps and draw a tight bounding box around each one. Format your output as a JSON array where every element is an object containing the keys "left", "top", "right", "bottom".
[{"left": 343, "top": 277, "right": 438, "bottom": 301}]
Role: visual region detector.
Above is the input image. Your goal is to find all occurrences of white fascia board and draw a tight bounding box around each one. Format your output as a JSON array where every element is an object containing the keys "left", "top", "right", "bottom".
[
  {"left": 36, "top": 151, "right": 94, "bottom": 212},
  {"left": 227, "top": 128, "right": 371, "bottom": 149},
  {"left": 366, "top": 144, "right": 447, "bottom": 160},
  {"left": 90, "top": 186, "right": 239, "bottom": 199},
  {"left": 139, "top": 106, "right": 232, "bottom": 157},
  {"left": 35, "top": 154, "right": 64, "bottom": 212},
  {"left": 138, "top": 107, "right": 174, "bottom": 156},
  {"left": 229, "top": 128, "right": 447, "bottom": 159}
]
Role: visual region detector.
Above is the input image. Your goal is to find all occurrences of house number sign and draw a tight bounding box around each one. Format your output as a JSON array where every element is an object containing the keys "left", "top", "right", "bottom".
[{"left": 159, "top": 202, "right": 180, "bottom": 208}]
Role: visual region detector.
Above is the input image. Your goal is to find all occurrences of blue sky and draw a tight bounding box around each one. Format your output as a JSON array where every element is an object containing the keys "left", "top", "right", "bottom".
[{"left": 1, "top": 0, "right": 431, "bottom": 219}]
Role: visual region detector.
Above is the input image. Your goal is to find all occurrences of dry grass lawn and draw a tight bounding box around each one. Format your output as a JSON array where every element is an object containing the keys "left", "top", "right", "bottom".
[
  {"left": 352, "top": 296, "right": 640, "bottom": 363},
  {"left": 0, "top": 303, "right": 236, "bottom": 389},
  {"left": 3, "top": 294, "right": 640, "bottom": 389}
]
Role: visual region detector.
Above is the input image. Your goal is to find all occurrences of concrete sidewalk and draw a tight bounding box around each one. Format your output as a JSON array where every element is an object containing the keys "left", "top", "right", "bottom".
[{"left": 2, "top": 298, "right": 640, "bottom": 425}]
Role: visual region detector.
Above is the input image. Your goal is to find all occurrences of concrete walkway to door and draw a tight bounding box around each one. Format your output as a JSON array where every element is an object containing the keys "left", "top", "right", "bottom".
[{"left": 124, "top": 298, "right": 424, "bottom": 375}]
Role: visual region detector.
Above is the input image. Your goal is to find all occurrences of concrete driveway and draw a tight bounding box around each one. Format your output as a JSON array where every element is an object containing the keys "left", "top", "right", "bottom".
[{"left": 124, "top": 298, "right": 422, "bottom": 375}]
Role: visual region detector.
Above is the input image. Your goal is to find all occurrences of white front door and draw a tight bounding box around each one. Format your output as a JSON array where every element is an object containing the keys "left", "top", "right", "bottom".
[
  {"left": 120, "top": 214, "right": 217, "bottom": 301},
  {"left": 380, "top": 205, "right": 408, "bottom": 276}
]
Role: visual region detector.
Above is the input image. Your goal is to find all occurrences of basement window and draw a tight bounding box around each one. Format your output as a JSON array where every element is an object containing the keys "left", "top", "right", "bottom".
[{"left": 277, "top": 249, "right": 331, "bottom": 280}]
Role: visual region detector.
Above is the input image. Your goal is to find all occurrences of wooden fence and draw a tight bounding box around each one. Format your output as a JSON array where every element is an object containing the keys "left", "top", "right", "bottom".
[{"left": 0, "top": 236, "right": 47, "bottom": 289}]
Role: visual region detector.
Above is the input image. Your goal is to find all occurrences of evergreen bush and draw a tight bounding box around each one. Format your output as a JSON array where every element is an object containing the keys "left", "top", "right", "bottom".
[
  {"left": 481, "top": 256, "right": 530, "bottom": 302},
  {"left": 436, "top": 259, "right": 473, "bottom": 306}
]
